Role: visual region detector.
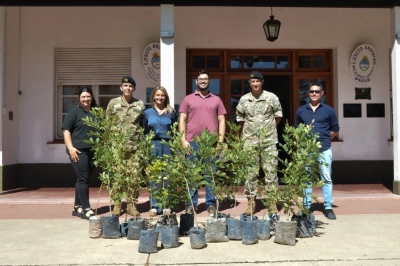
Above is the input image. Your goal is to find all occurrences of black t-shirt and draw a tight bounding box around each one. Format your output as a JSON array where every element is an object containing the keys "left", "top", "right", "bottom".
[{"left": 62, "top": 105, "right": 97, "bottom": 150}]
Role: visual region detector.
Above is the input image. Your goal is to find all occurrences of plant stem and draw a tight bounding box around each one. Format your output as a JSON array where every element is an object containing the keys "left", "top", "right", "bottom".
[
  {"left": 95, "top": 187, "right": 102, "bottom": 216},
  {"left": 184, "top": 179, "right": 198, "bottom": 230},
  {"left": 107, "top": 174, "right": 112, "bottom": 214},
  {"left": 233, "top": 193, "right": 237, "bottom": 219}
]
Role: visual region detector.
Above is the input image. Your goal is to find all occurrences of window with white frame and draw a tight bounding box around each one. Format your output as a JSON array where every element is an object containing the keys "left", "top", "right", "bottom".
[{"left": 55, "top": 48, "right": 132, "bottom": 139}]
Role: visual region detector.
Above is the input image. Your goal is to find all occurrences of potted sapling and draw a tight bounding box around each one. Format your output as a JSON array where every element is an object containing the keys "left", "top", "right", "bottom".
[
  {"left": 215, "top": 121, "right": 257, "bottom": 242},
  {"left": 83, "top": 107, "right": 153, "bottom": 240},
  {"left": 159, "top": 124, "right": 207, "bottom": 249},
  {"left": 194, "top": 129, "right": 232, "bottom": 243},
  {"left": 268, "top": 121, "right": 323, "bottom": 246}
]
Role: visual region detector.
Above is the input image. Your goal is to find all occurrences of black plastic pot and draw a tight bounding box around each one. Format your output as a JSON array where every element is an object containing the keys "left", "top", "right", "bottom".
[
  {"left": 120, "top": 221, "right": 129, "bottom": 237},
  {"left": 240, "top": 213, "right": 258, "bottom": 222},
  {"left": 160, "top": 213, "right": 178, "bottom": 226},
  {"left": 127, "top": 218, "right": 146, "bottom": 240},
  {"left": 189, "top": 227, "right": 207, "bottom": 249},
  {"left": 292, "top": 213, "right": 316, "bottom": 238},
  {"left": 89, "top": 215, "right": 102, "bottom": 238},
  {"left": 160, "top": 224, "right": 180, "bottom": 249},
  {"left": 256, "top": 219, "right": 270, "bottom": 240},
  {"left": 138, "top": 229, "right": 159, "bottom": 253},
  {"left": 205, "top": 218, "right": 229, "bottom": 243},
  {"left": 226, "top": 218, "right": 242, "bottom": 240},
  {"left": 241, "top": 219, "right": 258, "bottom": 245},
  {"left": 274, "top": 220, "right": 297, "bottom": 246},
  {"left": 179, "top": 213, "right": 194, "bottom": 236},
  {"left": 101, "top": 216, "right": 121, "bottom": 239}
]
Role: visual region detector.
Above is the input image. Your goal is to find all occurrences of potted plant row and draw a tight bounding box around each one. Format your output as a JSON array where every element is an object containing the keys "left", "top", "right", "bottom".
[{"left": 83, "top": 107, "right": 324, "bottom": 249}]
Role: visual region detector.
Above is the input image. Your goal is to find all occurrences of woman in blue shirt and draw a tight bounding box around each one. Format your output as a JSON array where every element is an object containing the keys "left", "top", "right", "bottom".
[{"left": 143, "top": 86, "right": 178, "bottom": 216}]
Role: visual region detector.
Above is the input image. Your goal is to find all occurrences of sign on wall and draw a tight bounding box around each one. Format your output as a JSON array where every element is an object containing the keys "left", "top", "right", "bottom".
[
  {"left": 143, "top": 43, "right": 160, "bottom": 84},
  {"left": 349, "top": 44, "right": 377, "bottom": 84}
]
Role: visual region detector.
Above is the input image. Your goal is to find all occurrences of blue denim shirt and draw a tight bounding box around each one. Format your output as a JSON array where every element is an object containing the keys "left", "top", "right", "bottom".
[
  {"left": 295, "top": 103, "right": 339, "bottom": 152},
  {"left": 143, "top": 107, "right": 178, "bottom": 140}
]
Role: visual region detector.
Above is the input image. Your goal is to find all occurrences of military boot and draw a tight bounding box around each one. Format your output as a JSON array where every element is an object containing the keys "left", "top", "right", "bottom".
[
  {"left": 244, "top": 196, "right": 256, "bottom": 216},
  {"left": 112, "top": 202, "right": 121, "bottom": 216},
  {"left": 127, "top": 202, "right": 139, "bottom": 217}
]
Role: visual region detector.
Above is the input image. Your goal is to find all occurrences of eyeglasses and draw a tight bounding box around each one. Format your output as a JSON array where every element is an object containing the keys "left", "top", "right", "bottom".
[
  {"left": 309, "top": 90, "right": 321, "bottom": 94},
  {"left": 198, "top": 78, "right": 209, "bottom": 81}
]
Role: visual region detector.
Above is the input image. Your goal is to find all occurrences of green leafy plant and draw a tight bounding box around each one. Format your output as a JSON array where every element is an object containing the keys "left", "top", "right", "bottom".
[
  {"left": 264, "top": 121, "right": 324, "bottom": 220},
  {"left": 205, "top": 121, "right": 256, "bottom": 217},
  {"left": 193, "top": 121, "right": 256, "bottom": 218},
  {"left": 83, "top": 107, "right": 154, "bottom": 218},
  {"left": 146, "top": 123, "right": 204, "bottom": 228}
]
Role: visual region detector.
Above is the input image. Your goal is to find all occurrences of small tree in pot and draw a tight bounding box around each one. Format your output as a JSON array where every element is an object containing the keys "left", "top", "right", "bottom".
[
  {"left": 267, "top": 121, "right": 323, "bottom": 246},
  {"left": 146, "top": 123, "right": 206, "bottom": 248},
  {"left": 212, "top": 122, "right": 258, "bottom": 241},
  {"left": 83, "top": 107, "right": 153, "bottom": 238}
]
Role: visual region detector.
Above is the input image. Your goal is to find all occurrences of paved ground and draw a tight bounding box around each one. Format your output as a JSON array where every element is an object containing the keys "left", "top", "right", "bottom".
[
  {"left": 0, "top": 184, "right": 399, "bottom": 219},
  {"left": 0, "top": 184, "right": 400, "bottom": 265}
]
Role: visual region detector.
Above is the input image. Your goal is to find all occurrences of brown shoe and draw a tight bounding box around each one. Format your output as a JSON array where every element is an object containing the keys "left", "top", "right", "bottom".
[
  {"left": 111, "top": 203, "right": 121, "bottom": 216},
  {"left": 127, "top": 202, "right": 139, "bottom": 217},
  {"left": 244, "top": 196, "right": 256, "bottom": 216}
]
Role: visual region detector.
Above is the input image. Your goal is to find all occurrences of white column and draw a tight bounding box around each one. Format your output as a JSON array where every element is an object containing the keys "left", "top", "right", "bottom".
[
  {"left": 160, "top": 4, "right": 175, "bottom": 106},
  {"left": 392, "top": 6, "right": 400, "bottom": 194}
]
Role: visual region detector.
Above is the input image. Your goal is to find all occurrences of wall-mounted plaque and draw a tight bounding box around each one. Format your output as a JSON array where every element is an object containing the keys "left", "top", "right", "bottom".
[
  {"left": 343, "top": 103, "right": 362, "bottom": 118},
  {"left": 355, "top": 87, "right": 371, "bottom": 100},
  {"left": 367, "top": 103, "right": 385, "bottom": 117}
]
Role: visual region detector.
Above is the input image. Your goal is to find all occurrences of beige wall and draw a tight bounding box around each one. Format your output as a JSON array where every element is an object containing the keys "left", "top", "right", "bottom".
[
  {"left": 2, "top": 6, "right": 392, "bottom": 164},
  {"left": 3, "top": 7, "right": 21, "bottom": 165}
]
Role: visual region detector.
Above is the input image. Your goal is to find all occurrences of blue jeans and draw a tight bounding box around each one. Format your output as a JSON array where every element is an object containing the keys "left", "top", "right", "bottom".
[
  {"left": 149, "top": 140, "right": 171, "bottom": 214},
  {"left": 303, "top": 148, "right": 333, "bottom": 210},
  {"left": 187, "top": 142, "right": 216, "bottom": 208}
]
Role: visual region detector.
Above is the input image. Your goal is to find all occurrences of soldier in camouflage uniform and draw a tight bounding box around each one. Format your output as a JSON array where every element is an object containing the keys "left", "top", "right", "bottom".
[
  {"left": 236, "top": 71, "right": 282, "bottom": 217},
  {"left": 106, "top": 76, "right": 145, "bottom": 216}
]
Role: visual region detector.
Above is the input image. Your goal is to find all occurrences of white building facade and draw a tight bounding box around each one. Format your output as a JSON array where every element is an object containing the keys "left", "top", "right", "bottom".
[{"left": 0, "top": 4, "right": 400, "bottom": 193}]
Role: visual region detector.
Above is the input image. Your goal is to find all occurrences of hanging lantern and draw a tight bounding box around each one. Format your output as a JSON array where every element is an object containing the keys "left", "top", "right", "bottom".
[{"left": 263, "top": 7, "right": 281, "bottom": 42}]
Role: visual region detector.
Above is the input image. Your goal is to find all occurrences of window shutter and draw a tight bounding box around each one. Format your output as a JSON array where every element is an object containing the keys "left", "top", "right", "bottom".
[{"left": 55, "top": 48, "right": 131, "bottom": 85}]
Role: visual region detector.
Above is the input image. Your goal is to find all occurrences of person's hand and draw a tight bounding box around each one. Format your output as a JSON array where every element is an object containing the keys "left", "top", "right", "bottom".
[
  {"left": 181, "top": 139, "right": 191, "bottom": 155},
  {"left": 68, "top": 147, "right": 81, "bottom": 162}
]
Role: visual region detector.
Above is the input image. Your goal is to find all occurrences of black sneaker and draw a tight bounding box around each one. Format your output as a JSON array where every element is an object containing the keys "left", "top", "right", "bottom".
[
  {"left": 325, "top": 209, "right": 336, "bottom": 220},
  {"left": 207, "top": 205, "right": 216, "bottom": 217}
]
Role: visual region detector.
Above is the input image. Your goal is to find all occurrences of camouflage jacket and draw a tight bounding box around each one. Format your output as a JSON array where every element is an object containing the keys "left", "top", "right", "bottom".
[
  {"left": 236, "top": 90, "right": 283, "bottom": 146},
  {"left": 106, "top": 96, "right": 145, "bottom": 148}
]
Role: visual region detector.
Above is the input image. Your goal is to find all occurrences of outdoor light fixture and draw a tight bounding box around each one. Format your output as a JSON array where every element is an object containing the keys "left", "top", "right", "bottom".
[{"left": 263, "top": 7, "right": 281, "bottom": 42}]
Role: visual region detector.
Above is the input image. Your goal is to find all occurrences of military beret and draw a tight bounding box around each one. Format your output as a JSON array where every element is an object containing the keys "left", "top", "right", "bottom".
[
  {"left": 249, "top": 71, "right": 264, "bottom": 80},
  {"left": 121, "top": 76, "right": 136, "bottom": 86}
]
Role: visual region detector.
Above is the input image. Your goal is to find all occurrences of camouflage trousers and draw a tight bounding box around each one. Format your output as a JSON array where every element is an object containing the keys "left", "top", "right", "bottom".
[{"left": 243, "top": 143, "right": 278, "bottom": 196}]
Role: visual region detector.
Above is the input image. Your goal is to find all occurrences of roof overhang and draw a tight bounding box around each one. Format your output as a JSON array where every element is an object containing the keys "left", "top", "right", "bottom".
[{"left": 2, "top": 0, "right": 399, "bottom": 8}]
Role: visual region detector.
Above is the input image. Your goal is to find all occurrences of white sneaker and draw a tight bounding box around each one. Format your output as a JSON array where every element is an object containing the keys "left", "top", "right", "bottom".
[{"left": 163, "top": 208, "right": 171, "bottom": 216}]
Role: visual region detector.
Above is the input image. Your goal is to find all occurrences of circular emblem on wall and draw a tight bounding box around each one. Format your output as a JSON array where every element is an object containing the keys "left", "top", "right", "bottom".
[
  {"left": 349, "top": 44, "right": 377, "bottom": 84},
  {"left": 143, "top": 43, "right": 160, "bottom": 84}
]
